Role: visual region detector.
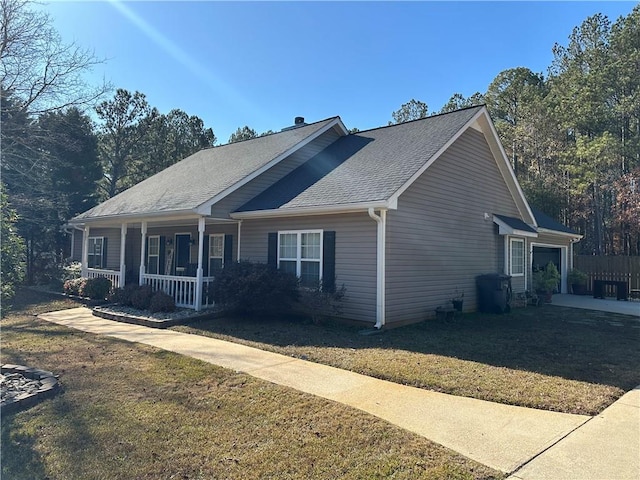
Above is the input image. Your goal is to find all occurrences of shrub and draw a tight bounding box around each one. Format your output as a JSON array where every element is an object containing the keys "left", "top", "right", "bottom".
[
  {"left": 211, "top": 261, "right": 299, "bottom": 315},
  {"left": 149, "top": 291, "right": 176, "bottom": 313},
  {"left": 296, "top": 281, "right": 347, "bottom": 324},
  {"left": 62, "top": 262, "right": 82, "bottom": 281},
  {"left": 63, "top": 278, "right": 87, "bottom": 297},
  {"left": 109, "top": 283, "right": 141, "bottom": 306},
  {"left": 533, "top": 261, "right": 561, "bottom": 293},
  {"left": 82, "top": 277, "right": 113, "bottom": 300},
  {"left": 568, "top": 268, "right": 588, "bottom": 286},
  {"left": 130, "top": 284, "right": 153, "bottom": 310}
]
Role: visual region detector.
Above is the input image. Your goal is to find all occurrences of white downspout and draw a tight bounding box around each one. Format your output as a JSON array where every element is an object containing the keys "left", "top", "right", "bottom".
[
  {"left": 368, "top": 208, "right": 387, "bottom": 329},
  {"left": 82, "top": 226, "right": 89, "bottom": 277},
  {"left": 237, "top": 220, "right": 242, "bottom": 262}
]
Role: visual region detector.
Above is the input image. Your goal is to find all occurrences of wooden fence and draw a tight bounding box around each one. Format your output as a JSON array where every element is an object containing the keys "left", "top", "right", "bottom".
[{"left": 573, "top": 255, "right": 640, "bottom": 295}]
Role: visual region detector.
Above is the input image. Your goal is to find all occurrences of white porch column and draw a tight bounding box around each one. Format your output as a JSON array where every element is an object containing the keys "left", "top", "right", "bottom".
[
  {"left": 82, "top": 226, "right": 90, "bottom": 277},
  {"left": 119, "top": 224, "right": 128, "bottom": 288},
  {"left": 139, "top": 221, "right": 147, "bottom": 285},
  {"left": 194, "top": 217, "right": 205, "bottom": 311}
]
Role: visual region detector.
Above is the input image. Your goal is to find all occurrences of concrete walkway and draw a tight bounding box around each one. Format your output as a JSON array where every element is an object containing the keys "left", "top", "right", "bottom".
[
  {"left": 38, "top": 308, "right": 639, "bottom": 477},
  {"left": 552, "top": 293, "right": 640, "bottom": 317}
]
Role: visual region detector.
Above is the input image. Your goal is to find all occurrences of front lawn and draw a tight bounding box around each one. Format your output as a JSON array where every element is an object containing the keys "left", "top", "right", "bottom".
[
  {"left": 175, "top": 305, "right": 640, "bottom": 415},
  {"left": 1, "top": 289, "right": 500, "bottom": 480}
]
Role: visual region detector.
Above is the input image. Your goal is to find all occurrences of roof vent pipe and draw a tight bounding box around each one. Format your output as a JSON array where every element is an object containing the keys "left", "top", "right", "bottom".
[{"left": 295, "top": 116, "right": 305, "bottom": 125}]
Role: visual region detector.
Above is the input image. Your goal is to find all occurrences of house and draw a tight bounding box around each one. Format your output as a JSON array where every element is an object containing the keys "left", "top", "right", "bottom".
[{"left": 68, "top": 106, "right": 581, "bottom": 328}]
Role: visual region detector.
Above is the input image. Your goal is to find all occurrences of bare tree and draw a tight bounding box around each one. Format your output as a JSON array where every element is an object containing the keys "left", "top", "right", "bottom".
[{"left": 0, "top": 0, "right": 109, "bottom": 115}]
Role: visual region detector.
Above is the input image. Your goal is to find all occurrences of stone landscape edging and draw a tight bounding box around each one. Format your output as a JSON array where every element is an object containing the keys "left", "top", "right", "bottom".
[
  {"left": 92, "top": 305, "right": 220, "bottom": 329},
  {"left": 1, "top": 364, "right": 60, "bottom": 414}
]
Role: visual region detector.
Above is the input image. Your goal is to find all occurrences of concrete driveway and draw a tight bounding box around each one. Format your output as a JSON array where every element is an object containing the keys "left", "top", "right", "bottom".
[{"left": 552, "top": 294, "right": 640, "bottom": 317}]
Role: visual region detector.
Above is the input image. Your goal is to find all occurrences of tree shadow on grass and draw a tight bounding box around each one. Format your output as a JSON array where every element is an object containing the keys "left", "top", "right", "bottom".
[
  {"left": 183, "top": 305, "right": 640, "bottom": 391},
  {"left": 1, "top": 411, "right": 48, "bottom": 480}
]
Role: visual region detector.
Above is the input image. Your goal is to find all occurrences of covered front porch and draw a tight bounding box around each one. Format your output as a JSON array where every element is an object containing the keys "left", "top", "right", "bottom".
[{"left": 76, "top": 215, "right": 239, "bottom": 310}]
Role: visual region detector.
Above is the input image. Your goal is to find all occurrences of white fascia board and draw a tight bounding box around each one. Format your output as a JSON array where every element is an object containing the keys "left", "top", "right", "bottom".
[
  {"left": 537, "top": 227, "right": 583, "bottom": 240},
  {"left": 68, "top": 209, "right": 202, "bottom": 227},
  {"left": 195, "top": 118, "right": 347, "bottom": 216},
  {"left": 230, "top": 201, "right": 391, "bottom": 220},
  {"left": 493, "top": 215, "right": 538, "bottom": 238},
  {"left": 475, "top": 110, "right": 537, "bottom": 226}
]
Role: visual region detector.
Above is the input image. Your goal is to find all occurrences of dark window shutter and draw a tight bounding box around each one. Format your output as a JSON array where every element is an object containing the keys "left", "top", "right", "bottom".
[
  {"left": 102, "top": 237, "right": 108, "bottom": 269},
  {"left": 202, "top": 235, "right": 210, "bottom": 276},
  {"left": 323, "top": 231, "right": 336, "bottom": 292},
  {"left": 145, "top": 237, "right": 149, "bottom": 268},
  {"left": 159, "top": 236, "right": 166, "bottom": 275},
  {"left": 224, "top": 234, "right": 233, "bottom": 266},
  {"left": 267, "top": 232, "right": 278, "bottom": 269}
]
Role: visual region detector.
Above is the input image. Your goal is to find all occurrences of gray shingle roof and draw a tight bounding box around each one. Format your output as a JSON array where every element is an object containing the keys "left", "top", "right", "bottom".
[
  {"left": 238, "top": 106, "right": 483, "bottom": 212},
  {"left": 531, "top": 208, "right": 578, "bottom": 235},
  {"left": 493, "top": 214, "right": 537, "bottom": 234},
  {"left": 72, "top": 117, "right": 339, "bottom": 221}
]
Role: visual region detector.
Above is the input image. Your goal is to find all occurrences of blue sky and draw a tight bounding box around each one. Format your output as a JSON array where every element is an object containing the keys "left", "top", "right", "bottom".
[{"left": 42, "top": 1, "right": 636, "bottom": 144}]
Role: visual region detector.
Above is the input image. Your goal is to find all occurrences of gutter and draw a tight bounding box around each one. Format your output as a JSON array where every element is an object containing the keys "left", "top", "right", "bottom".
[
  {"left": 231, "top": 201, "right": 392, "bottom": 220},
  {"left": 368, "top": 208, "right": 387, "bottom": 329}
]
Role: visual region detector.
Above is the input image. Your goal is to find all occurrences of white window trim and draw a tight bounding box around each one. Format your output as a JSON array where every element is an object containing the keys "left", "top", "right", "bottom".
[
  {"left": 277, "top": 230, "right": 323, "bottom": 283},
  {"left": 88, "top": 236, "right": 104, "bottom": 269},
  {"left": 147, "top": 235, "right": 160, "bottom": 274},
  {"left": 510, "top": 238, "right": 525, "bottom": 277},
  {"left": 209, "top": 234, "right": 225, "bottom": 270}
]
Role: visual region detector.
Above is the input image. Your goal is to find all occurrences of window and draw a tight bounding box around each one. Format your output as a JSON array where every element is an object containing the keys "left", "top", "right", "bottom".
[
  {"left": 87, "top": 237, "right": 104, "bottom": 268},
  {"left": 147, "top": 236, "right": 160, "bottom": 274},
  {"left": 278, "top": 230, "right": 322, "bottom": 287},
  {"left": 209, "top": 234, "right": 224, "bottom": 274},
  {"left": 510, "top": 238, "right": 525, "bottom": 276}
]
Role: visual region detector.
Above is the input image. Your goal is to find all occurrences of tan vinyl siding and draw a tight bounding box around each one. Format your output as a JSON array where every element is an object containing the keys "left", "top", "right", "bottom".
[
  {"left": 210, "top": 128, "right": 342, "bottom": 218},
  {"left": 386, "top": 128, "right": 523, "bottom": 324},
  {"left": 71, "top": 230, "right": 83, "bottom": 261},
  {"left": 241, "top": 213, "right": 377, "bottom": 323}
]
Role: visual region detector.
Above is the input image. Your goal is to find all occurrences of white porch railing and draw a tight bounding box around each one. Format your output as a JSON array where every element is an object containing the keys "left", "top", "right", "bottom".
[
  {"left": 202, "top": 277, "right": 215, "bottom": 308},
  {"left": 142, "top": 274, "right": 216, "bottom": 310},
  {"left": 87, "top": 268, "right": 120, "bottom": 289}
]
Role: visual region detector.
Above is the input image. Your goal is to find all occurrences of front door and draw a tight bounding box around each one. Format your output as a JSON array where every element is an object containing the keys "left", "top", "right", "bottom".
[{"left": 174, "top": 234, "right": 191, "bottom": 275}]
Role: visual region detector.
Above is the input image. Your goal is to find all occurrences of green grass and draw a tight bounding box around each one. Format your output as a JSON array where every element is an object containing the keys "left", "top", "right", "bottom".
[
  {"left": 1, "top": 288, "right": 501, "bottom": 480},
  {"left": 174, "top": 305, "right": 640, "bottom": 415}
]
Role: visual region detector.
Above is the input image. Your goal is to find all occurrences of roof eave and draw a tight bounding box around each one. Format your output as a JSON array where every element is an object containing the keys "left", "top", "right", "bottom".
[
  {"left": 537, "top": 227, "right": 583, "bottom": 240},
  {"left": 68, "top": 209, "right": 200, "bottom": 226},
  {"left": 230, "top": 200, "right": 392, "bottom": 220},
  {"left": 493, "top": 215, "right": 538, "bottom": 237}
]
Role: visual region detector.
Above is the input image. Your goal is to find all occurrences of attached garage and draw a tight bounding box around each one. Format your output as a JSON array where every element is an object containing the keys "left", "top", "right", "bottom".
[{"left": 532, "top": 245, "right": 565, "bottom": 293}]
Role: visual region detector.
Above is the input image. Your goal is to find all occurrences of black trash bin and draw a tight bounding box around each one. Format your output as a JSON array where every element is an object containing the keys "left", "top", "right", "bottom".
[{"left": 476, "top": 274, "right": 512, "bottom": 313}]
